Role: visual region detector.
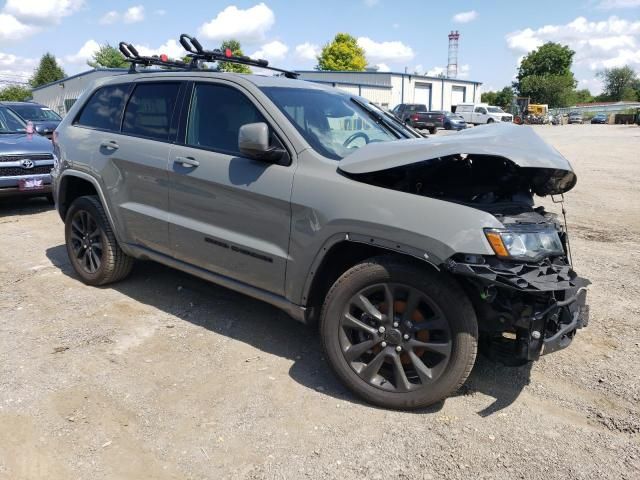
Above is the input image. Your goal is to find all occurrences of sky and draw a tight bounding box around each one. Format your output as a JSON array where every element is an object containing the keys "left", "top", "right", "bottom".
[{"left": 0, "top": 0, "right": 639, "bottom": 93}]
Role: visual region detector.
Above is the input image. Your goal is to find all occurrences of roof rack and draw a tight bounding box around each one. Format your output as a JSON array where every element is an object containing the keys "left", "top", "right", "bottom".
[
  {"left": 179, "top": 34, "right": 299, "bottom": 79},
  {"left": 119, "top": 42, "right": 189, "bottom": 72}
]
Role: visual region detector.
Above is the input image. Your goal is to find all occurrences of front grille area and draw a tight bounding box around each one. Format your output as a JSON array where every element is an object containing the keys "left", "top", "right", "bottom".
[
  {"left": 502, "top": 116, "right": 512, "bottom": 122},
  {"left": 0, "top": 154, "right": 54, "bottom": 163},
  {"left": 0, "top": 165, "right": 52, "bottom": 176}
]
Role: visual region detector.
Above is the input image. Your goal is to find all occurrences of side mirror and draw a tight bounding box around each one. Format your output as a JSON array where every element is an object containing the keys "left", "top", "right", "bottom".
[{"left": 238, "top": 122, "right": 286, "bottom": 163}]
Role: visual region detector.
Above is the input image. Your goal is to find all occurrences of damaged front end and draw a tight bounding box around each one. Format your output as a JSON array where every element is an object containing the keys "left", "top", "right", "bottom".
[{"left": 339, "top": 124, "right": 590, "bottom": 364}]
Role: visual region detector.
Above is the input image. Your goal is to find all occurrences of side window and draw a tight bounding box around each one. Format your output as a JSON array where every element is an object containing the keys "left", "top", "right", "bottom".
[
  {"left": 123, "top": 82, "right": 180, "bottom": 141},
  {"left": 186, "top": 83, "right": 267, "bottom": 154},
  {"left": 474, "top": 106, "right": 486, "bottom": 114},
  {"left": 75, "top": 84, "right": 129, "bottom": 131}
]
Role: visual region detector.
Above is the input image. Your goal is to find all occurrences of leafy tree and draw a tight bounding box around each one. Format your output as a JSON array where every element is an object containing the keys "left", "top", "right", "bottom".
[
  {"left": 217, "top": 40, "right": 251, "bottom": 74},
  {"left": 570, "top": 88, "right": 594, "bottom": 104},
  {"left": 88, "top": 43, "right": 128, "bottom": 69},
  {"left": 515, "top": 43, "right": 577, "bottom": 107},
  {"left": 481, "top": 86, "right": 514, "bottom": 109},
  {"left": 317, "top": 33, "right": 367, "bottom": 71},
  {"left": 519, "top": 73, "right": 576, "bottom": 107},
  {"left": 597, "top": 66, "right": 639, "bottom": 101},
  {"left": 29, "top": 53, "right": 66, "bottom": 88},
  {"left": 0, "top": 84, "right": 32, "bottom": 101}
]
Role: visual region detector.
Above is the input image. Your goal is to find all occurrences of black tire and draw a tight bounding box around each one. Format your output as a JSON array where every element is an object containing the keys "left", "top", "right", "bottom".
[
  {"left": 428, "top": 127, "right": 437, "bottom": 135},
  {"left": 486, "top": 118, "right": 494, "bottom": 124},
  {"left": 45, "top": 193, "right": 55, "bottom": 205},
  {"left": 64, "top": 195, "right": 133, "bottom": 286},
  {"left": 320, "top": 256, "right": 478, "bottom": 410}
]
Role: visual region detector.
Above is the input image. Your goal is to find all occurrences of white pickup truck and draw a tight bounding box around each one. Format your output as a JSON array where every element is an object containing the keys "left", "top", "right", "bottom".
[{"left": 455, "top": 103, "right": 513, "bottom": 125}]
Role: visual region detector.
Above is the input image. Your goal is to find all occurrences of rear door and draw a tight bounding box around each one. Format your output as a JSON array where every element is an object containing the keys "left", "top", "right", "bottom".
[
  {"left": 167, "top": 81, "right": 294, "bottom": 295},
  {"left": 74, "top": 81, "right": 182, "bottom": 255}
]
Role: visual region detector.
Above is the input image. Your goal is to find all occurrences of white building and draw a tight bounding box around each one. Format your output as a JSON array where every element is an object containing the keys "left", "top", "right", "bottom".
[
  {"left": 296, "top": 70, "right": 482, "bottom": 111},
  {"left": 31, "top": 68, "right": 127, "bottom": 116}
]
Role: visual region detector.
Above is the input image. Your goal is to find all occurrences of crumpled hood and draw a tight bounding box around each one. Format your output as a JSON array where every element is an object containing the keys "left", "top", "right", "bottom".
[{"left": 338, "top": 123, "right": 577, "bottom": 195}]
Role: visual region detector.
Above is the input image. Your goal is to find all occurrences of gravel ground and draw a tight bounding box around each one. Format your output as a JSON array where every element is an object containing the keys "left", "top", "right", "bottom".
[{"left": 1, "top": 125, "right": 639, "bottom": 480}]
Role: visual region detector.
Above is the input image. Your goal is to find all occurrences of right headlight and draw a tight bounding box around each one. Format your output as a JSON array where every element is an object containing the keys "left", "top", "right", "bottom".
[{"left": 484, "top": 227, "right": 564, "bottom": 260}]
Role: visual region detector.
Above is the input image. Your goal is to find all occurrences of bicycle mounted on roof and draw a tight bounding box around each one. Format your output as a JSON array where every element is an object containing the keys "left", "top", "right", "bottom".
[{"left": 118, "top": 34, "right": 299, "bottom": 79}]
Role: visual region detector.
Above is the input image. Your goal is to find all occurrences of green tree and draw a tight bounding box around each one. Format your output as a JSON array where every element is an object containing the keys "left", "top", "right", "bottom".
[
  {"left": 0, "top": 84, "right": 32, "bottom": 101},
  {"left": 481, "top": 86, "right": 514, "bottom": 109},
  {"left": 217, "top": 40, "right": 251, "bottom": 74},
  {"left": 88, "top": 43, "right": 128, "bottom": 69},
  {"left": 317, "top": 33, "right": 367, "bottom": 71},
  {"left": 29, "top": 53, "right": 66, "bottom": 88},
  {"left": 515, "top": 42, "right": 577, "bottom": 107},
  {"left": 570, "top": 88, "right": 594, "bottom": 104},
  {"left": 597, "top": 66, "right": 639, "bottom": 101}
]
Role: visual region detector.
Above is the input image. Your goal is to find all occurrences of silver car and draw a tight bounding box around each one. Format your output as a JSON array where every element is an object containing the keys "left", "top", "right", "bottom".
[
  {"left": 51, "top": 36, "right": 589, "bottom": 409},
  {"left": 0, "top": 105, "right": 55, "bottom": 200}
]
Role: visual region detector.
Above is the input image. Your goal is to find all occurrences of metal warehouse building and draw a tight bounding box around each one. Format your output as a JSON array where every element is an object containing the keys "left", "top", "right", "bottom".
[
  {"left": 296, "top": 70, "right": 482, "bottom": 111},
  {"left": 31, "top": 67, "right": 483, "bottom": 117},
  {"left": 31, "top": 68, "right": 127, "bottom": 116}
]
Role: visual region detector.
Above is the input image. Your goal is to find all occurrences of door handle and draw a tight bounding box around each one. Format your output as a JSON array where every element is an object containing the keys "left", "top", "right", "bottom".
[
  {"left": 175, "top": 156, "right": 200, "bottom": 168},
  {"left": 100, "top": 140, "right": 119, "bottom": 150}
]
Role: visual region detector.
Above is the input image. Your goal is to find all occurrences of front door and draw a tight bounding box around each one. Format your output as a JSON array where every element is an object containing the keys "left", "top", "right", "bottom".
[{"left": 168, "top": 82, "right": 294, "bottom": 295}]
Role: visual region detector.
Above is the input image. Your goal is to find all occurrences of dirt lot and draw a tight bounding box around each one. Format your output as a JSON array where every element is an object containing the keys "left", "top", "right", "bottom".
[{"left": 1, "top": 125, "right": 639, "bottom": 480}]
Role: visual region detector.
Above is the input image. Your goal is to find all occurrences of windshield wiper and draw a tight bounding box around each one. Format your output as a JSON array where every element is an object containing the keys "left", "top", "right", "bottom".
[{"left": 350, "top": 98, "right": 421, "bottom": 139}]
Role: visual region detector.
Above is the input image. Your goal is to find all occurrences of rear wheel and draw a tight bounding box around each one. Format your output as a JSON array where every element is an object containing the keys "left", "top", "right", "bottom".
[
  {"left": 320, "top": 256, "right": 478, "bottom": 409},
  {"left": 428, "top": 127, "right": 437, "bottom": 135},
  {"left": 65, "top": 195, "right": 133, "bottom": 286},
  {"left": 486, "top": 118, "right": 494, "bottom": 124}
]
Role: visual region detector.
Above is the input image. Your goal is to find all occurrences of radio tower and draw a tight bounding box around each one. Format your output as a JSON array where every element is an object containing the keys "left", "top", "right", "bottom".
[{"left": 447, "top": 30, "right": 460, "bottom": 78}]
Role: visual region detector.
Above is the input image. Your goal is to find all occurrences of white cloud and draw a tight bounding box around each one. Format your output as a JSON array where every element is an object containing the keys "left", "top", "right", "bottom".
[
  {"left": 252, "top": 40, "right": 288, "bottom": 61},
  {"left": 3, "top": 0, "right": 84, "bottom": 25},
  {"left": 578, "top": 77, "right": 604, "bottom": 93},
  {"left": 134, "top": 39, "right": 185, "bottom": 59},
  {"left": 452, "top": 10, "right": 478, "bottom": 24},
  {"left": 0, "top": 51, "right": 36, "bottom": 86},
  {"left": 597, "top": 0, "right": 640, "bottom": 8},
  {"left": 375, "top": 63, "right": 390, "bottom": 72},
  {"left": 426, "top": 66, "right": 445, "bottom": 77},
  {"left": 0, "top": 13, "right": 36, "bottom": 40},
  {"left": 99, "top": 10, "right": 119, "bottom": 25},
  {"left": 199, "top": 3, "right": 275, "bottom": 43},
  {"left": 64, "top": 39, "right": 100, "bottom": 64},
  {"left": 458, "top": 64, "right": 470, "bottom": 78},
  {"left": 506, "top": 16, "right": 640, "bottom": 70},
  {"left": 124, "top": 5, "right": 144, "bottom": 23},
  {"left": 295, "top": 42, "right": 319, "bottom": 60},
  {"left": 357, "top": 37, "right": 414, "bottom": 62}
]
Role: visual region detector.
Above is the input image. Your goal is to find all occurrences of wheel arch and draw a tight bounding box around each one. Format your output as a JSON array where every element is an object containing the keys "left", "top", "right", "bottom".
[{"left": 300, "top": 234, "right": 440, "bottom": 324}]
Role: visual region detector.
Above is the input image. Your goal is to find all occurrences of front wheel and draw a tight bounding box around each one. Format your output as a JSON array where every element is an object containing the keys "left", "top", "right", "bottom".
[
  {"left": 320, "top": 257, "right": 478, "bottom": 410},
  {"left": 65, "top": 195, "right": 133, "bottom": 286},
  {"left": 486, "top": 118, "right": 494, "bottom": 124}
]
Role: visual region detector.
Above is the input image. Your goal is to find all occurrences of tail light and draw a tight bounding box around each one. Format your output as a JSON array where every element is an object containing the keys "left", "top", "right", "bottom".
[
  {"left": 438, "top": 116, "right": 444, "bottom": 121},
  {"left": 411, "top": 114, "right": 419, "bottom": 121}
]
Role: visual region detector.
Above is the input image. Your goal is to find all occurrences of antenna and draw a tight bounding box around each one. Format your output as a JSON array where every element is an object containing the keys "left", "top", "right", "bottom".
[{"left": 447, "top": 30, "right": 460, "bottom": 79}]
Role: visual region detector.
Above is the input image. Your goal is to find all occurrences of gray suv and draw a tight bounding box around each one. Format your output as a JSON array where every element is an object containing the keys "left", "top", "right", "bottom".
[{"left": 51, "top": 37, "right": 589, "bottom": 409}]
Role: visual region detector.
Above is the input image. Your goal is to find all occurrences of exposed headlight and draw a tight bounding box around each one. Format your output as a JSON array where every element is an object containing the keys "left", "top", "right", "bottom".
[{"left": 484, "top": 227, "right": 564, "bottom": 260}]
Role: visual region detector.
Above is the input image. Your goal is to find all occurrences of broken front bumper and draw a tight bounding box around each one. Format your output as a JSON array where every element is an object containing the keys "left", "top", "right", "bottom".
[{"left": 447, "top": 256, "right": 590, "bottom": 363}]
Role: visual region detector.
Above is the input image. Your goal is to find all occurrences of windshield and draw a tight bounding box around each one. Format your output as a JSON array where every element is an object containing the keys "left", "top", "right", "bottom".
[
  {"left": 10, "top": 104, "right": 61, "bottom": 121},
  {"left": 487, "top": 107, "right": 505, "bottom": 113},
  {"left": 0, "top": 106, "right": 27, "bottom": 133},
  {"left": 261, "top": 87, "right": 399, "bottom": 160}
]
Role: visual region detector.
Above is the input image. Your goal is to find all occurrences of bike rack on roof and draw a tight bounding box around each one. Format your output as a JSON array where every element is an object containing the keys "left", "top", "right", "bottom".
[{"left": 117, "top": 34, "right": 299, "bottom": 79}]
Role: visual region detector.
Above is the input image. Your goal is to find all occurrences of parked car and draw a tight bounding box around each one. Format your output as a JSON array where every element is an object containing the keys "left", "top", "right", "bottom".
[
  {"left": 442, "top": 111, "right": 467, "bottom": 130},
  {"left": 455, "top": 103, "right": 513, "bottom": 125},
  {"left": 52, "top": 37, "right": 589, "bottom": 410},
  {"left": 391, "top": 103, "right": 437, "bottom": 134},
  {"left": 1, "top": 101, "right": 62, "bottom": 139},
  {"left": 590, "top": 113, "right": 608, "bottom": 124},
  {"left": 0, "top": 105, "right": 55, "bottom": 200},
  {"left": 568, "top": 112, "right": 583, "bottom": 124}
]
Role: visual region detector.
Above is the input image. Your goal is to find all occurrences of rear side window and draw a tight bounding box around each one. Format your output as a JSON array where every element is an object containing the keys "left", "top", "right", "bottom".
[
  {"left": 76, "top": 84, "right": 129, "bottom": 131},
  {"left": 123, "top": 82, "right": 181, "bottom": 141},
  {"left": 186, "top": 83, "right": 266, "bottom": 154}
]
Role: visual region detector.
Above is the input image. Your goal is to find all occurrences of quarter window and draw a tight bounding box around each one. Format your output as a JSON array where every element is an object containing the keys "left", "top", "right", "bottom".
[
  {"left": 75, "top": 84, "right": 129, "bottom": 131},
  {"left": 123, "top": 82, "right": 180, "bottom": 140},
  {"left": 186, "top": 83, "right": 266, "bottom": 154}
]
